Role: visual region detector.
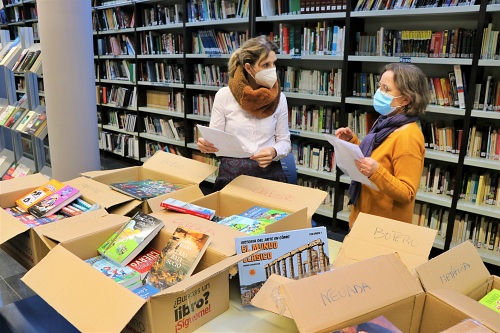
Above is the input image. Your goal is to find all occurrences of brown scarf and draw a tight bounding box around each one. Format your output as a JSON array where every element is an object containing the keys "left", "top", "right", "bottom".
[{"left": 228, "top": 65, "right": 281, "bottom": 119}]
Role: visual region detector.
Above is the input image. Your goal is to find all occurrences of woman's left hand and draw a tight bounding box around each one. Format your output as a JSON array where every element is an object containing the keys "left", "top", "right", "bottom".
[
  {"left": 250, "top": 147, "right": 277, "bottom": 168},
  {"left": 355, "top": 157, "right": 378, "bottom": 177}
]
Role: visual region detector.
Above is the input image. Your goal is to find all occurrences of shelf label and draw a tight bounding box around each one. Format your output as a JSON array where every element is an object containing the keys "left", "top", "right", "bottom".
[
  {"left": 151, "top": 82, "right": 171, "bottom": 87},
  {"left": 399, "top": 57, "right": 411, "bottom": 63},
  {"left": 291, "top": 54, "right": 302, "bottom": 59},
  {"left": 289, "top": 130, "right": 301, "bottom": 136},
  {"left": 208, "top": 54, "right": 222, "bottom": 58}
]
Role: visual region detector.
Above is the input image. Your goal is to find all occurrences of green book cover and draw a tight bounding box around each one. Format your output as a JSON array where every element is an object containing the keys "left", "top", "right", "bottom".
[{"left": 479, "top": 288, "right": 500, "bottom": 314}]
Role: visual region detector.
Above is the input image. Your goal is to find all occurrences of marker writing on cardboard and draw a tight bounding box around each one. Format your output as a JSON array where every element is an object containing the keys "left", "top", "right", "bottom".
[
  {"left": 251, "top": 187, "right": 296, "bottom": 202},
  {"left": 171, "top": 218, "right": 216, "bottom": 236},
  {"left": 439, "top": 263, "right": 472, "bottom": 284},
  {"left": 373, "top": 227, "right": 419, "bottom": 247},
  {"left": 76, "top": 182, "right": 103, "bottom": 195},
  {"left": 320, "top": 283, "right": 372, "bottom": 306}
]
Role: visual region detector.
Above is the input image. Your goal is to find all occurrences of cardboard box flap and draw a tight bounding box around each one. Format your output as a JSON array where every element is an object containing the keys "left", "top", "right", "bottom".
[
  {"left": 250, "top": 274, "right": 294, "bottom": 318},
  {"left": 79, "top": 169, "right": 114, "bottom": 178},
  {"left": 65, "top": 176, "right": 135, "bottom": 209},
  {"left": 151, "top": 210, "right": 247, "bottom": 257},
  {"left": 334, "top": 212, "right": 437, "bottom": 271},
  {"left": 34, "top": 211, "right": 127, "bottom": 244},
  {"left": 0, "top": 173, "right": 48, "bottom": 207},
  {"left": 0, "top": 208, "right": 29, "bottom": 244},
  {"left": 416, "top": 241, "right": 492, "bottom": 294},
  {"left": 220, "top": 175, "right": 327, "bottom": 217},
  {"left": 142, "top": 151, "right": 217, "bottom": 184},
  {"left": 22, "top": 245, "right": 145, "bottom": 333},
  {"left": 280, "top": 253, "right": 423, "bottom": 333},
  {"left": 160, "top": 250, "right": 258, "bottom": 295},
  {"left": 428, "top": 289, "right": 500, "bottom": 332},
  {"left": 147, "top": 186, "right": 205, "bottom": 214}
]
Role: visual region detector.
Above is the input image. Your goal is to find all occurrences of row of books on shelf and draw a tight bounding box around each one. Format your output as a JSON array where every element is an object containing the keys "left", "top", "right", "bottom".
[
  {"left": 0, "top": 105, "right": 47, "bottom": 137},
  {"left": 140, "top": 3, "right": 183, "bottom": 26},
  {"left": 96, "top": 85, "right": 137, "bottom": 108},
  {"left": 191, "top": 150, "right": 220, "bottom": 174},
  {"left": 192, "top": 93, "right": 215, "bottom": 117},
  {"left": 356, "top": 28, "right": 476, "bottom": 59},
  {"left": 346, "top": 109, "right": 377, "bottom": 140},
  {"left": 96, "top": 34, "right": 135, "bottom": 56},
  {"left": 143, "top": 115, "right": 185, "bottom": 141},
  {"left": 187, "top": 0, "right": 248, "bottom": 22},
  {"left": 192, "top": 29, "right": 248, "bottom": 55},
  {"left": 193, "top": 64, "right": 228, "bottom": 87},
  {"left": 278, "top": 67, "right": 342, "bottom": 97},
  {"left": 138, "top": 61, "right": 184, "bottom": 84},
  {"left": 0, "top": 43, "right": 42, "bottom": 75},
  {"left": 289, "top": 105, "right": 340, "bottom": 135},
  {"left": 146, "top": 90, "right": 184, "bottom": 112},
  {"left": 1, "top": 161, "right": 32, "bottom": 181},
  {"left": 476, "top": 76, "right": 500, "bottom": 111},
  {"left": 92, "top": 6, "right": 135, "bottom": 31},
  {"left": 145, "top": 141, "right": 185, "bottom": 159},
  {"left": 139, "top": 31, "right": 182, "bottom": 56},
  {"left": 99, "top": 59, "right": 136, "bottom": 82},
  {"left": 107, "top": 111, "right": 137, "bottom": 132},
  {"left": 273, "top": 23, "right": 345, "bottom": 56},
  {"left": 99, "top": 131, "right": 139, "bottom": 158},
  {"left": 354, "top": 0, "right": 475, "bottom": 11},
  {"left": 291, "top": 140, "right": 335, "bottom": 173}
]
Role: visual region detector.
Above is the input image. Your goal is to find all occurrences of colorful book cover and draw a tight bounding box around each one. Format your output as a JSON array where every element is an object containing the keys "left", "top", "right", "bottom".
[
  {"left": 146, "top": 227, "right": 211, "bottom": 291},
  {"left": 235, "top": 227, "right": 330, "bottom": 306},
  {"left": 15, "top": 179, "right": 65, "bottom": 211},
  {"left": 331, "top": 315, "right": 403, "bottom": 333},
  {"left": 132, "top": 284, "right": 161, "bottom": 300},
  {"left": 239, "top": 206, "right": 289, "bottom": 223},
  {"left": 84, "top": 255, "right": 141, "bottom": 290},
  {"left": 127, "top": 246, "right": 161, "bottom": 280},
  {"left": 99, "top": 212, "right": 165, "bottom": 267},
  {"left": 216, "top": 215, "right": 270, "bottom": 235},
  {"left": 109, "top": 179, "right": 182, "bottom": 200},
  {"left": 160, "top": 197, "right": 215, "bottom": 220},
  {"left": 479, "top": 288, "right": 500, "bottom": 314},
  {"left": 27, "top": 185, "right": 81, "bottom": 218}
]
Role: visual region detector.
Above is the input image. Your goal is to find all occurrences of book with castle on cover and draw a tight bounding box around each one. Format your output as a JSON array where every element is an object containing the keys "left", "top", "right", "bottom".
[
  {"left": 98, "top": 212, "right": 164, "bottom": 267},
  {"left": 109, "top": 179, "right": 183, "bottom": 200},
  {"left": 160, "top": 197, "right": 215, "bottom": 220},
  {"left": 27, "top": 185, "right": 81, "bottom": 218},
  {"left": 235, "top": 227, "right": 330, "bottom": 306},
  {"left": 15, "top": 179, "right": 65, "bottom": 211},
  {"left": 146, "top": 226, "right": 211, "bottom": 291},
  {"left": 84, "top": 255, "right": 142, "bottom": 290}
]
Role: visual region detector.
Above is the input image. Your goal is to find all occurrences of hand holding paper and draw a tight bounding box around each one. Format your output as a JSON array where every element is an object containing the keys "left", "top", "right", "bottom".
[
  {"left": 324, "top": 134, "right": 379, "bottom": 190},
  {"left": 196, "top": 125, "right": 253, "bottom": 158}
]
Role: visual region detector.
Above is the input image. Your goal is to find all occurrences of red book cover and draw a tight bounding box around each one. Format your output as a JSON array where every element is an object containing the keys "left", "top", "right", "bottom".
[
  {"left": 127, "top": 246, "right": 161, "bottom": 280},
  {"left": 283, "top": 26, "right": 290, "bottom": 54}
]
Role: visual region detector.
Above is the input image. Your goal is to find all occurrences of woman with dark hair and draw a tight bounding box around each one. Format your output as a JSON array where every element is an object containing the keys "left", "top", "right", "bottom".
[
  {"left": 335, "top": 63, "right": 431, "bottom": 228},
  {"left": 197, "top": 36, "right": 291, "bottom": 191}
]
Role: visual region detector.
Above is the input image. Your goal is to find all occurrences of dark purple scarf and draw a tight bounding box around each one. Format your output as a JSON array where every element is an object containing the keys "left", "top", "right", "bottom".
[{"left": 348, "top": 114, "right": 418, "bottom": 205}]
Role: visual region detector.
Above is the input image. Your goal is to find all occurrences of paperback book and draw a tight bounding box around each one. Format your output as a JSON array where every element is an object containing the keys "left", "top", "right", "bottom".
[
  {"left": 479, "top": 288, "right": 500, "bottom": 314},
  {"left": 236, "top": 227, "right": 330, "bottom": 306},
  {"left": 332, "top": 315, "right": 402, "bottom": 333},
  {"left": 131, "top": 284, "right": 161, "bottom": 300},
  {"left": 146, "top": 226, "right": 211, "bottom": 291},
  {"left": 126, "top": 246, "right": 161, "bottom": 280},
  {"left": 98, "top": 212, "right": 165, "bottom": 267},
  {"left": 27, "top": 185, "right": 81, "bottom": 218},
  {"left": 84, "top": 255, "right": 141, "bottom": 290},
  {"left": 216, "top": 215, "right": 269, "bottom": 235},
  {"left": 160, "top": 197, "right": 215, "bottom": 220},
  {"left": 239, "top": 206, "right": 289, "bottom": 223},
  {"left": 109, "top": 179, "right": 183, "bottom": 200},
  {"left": 15, "top": 179, "right": 65, "bottom": 211}
]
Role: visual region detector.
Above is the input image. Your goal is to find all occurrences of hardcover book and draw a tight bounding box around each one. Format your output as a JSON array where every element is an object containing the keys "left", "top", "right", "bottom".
[
  {"left": 236, "top": 227, "right": 330, "bottom": 306},
  {"left": 126, "top": 246, "right": 161, "bottom": 280},
  {"left": 479, "top": 288, "right": 500, "bottom": 314},
  {"left": 160, "top": 197, "right": 215, "bottom": 220},
  {"left": 84, "top": 255, "right": 141, "bottom": 290},
  {"left": 98, "top": 212, "right": 165, "bottom": 267},
  {"left": 146, "top": 226, "right": 211, "bottom": 291},
  {"left": 27, "top": 185, "right": 81, "bottom": 218},
  {"left": 15, "top": 179, "right": 65, "bottom": 211},
  {"left": 109, "top": 179, "right": 182, "bottom": 200}
]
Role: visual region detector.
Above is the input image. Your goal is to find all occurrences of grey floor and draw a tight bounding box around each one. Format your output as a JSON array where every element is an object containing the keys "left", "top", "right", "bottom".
[{"left": 0, "top": 153, "right": 136, "bottom": 308}]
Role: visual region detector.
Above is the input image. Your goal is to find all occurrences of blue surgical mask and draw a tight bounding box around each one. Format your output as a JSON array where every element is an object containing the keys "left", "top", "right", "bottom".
[{"left": 373, "top": 89, "right": 402, "bottom": 115}]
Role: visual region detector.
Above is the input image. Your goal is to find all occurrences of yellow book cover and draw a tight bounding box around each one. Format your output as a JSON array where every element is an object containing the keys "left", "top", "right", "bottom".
[{"left": 15, "top": 179, "right": 65, "bottom": 211}]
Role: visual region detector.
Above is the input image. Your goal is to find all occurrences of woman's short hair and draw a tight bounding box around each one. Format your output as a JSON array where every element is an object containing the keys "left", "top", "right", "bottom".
[
  {"left": 228, "top": 36, "right": 278, "bottom": 78},
  {"left": 382, "top": 63, "right": 431, "bottom": 117}
]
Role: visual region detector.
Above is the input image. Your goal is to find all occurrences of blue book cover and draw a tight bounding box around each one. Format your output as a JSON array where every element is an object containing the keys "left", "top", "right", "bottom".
[
  {"left": 235, "top": 227, "right": 330, "bottom": 306},
  {"left": 132, "top": 284, "right": 161, "bottom": 299},
  {"left": 109, "top": 179, "right": 182, "bottom": 200}
]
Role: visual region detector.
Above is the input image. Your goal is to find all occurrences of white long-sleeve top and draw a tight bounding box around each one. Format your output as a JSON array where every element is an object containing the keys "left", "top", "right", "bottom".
[{"left": 209, "top": 87, "right": 291, "bottom": 160}]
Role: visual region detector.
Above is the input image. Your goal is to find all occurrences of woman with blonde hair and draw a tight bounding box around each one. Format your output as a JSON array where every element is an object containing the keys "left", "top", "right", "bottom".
[{"left": 197, "top": 36, "right": 291, "bottom": 190}]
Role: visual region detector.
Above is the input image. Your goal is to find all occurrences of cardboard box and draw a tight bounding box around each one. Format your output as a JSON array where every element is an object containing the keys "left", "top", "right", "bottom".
[
  {"left": 81, "top": 151, "right": 217, "bottom": 213},
  {"left": 188, "top": 175, "right": 327, "bottom": 232},
  {"left": 439, "top": 318, "right": 495, "bottom": 332},
  {"left": 334, "top": 212, "right": 437, "bottom": 272},
  {"left": 416, "top": 241, "right": 500, "bottom": 333},
  {"left": 22, "top": 213, "right": 256, "bottom": 333},
  {"left": 0, "top": 174, "right": 135, "bottom": 269},
  {"left": 251, "top": 253, "right": 425, "bottom": 333}
]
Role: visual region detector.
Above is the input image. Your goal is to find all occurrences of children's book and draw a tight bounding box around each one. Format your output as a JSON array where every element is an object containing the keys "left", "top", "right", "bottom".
[
  {"left": 132, "top": 284, "right": 161, "bottom": 299},
  {"left": 160, "top": 197, "right": 215, "bottom": 220},
  {"left": 4, "top": 207, "right": 66, "bottom": 228},
  {"left": 239, "top": 206, "right": 289, "bottom": 223},
  {"left": 331, "top": 315, "right": 403, "bottom": 333},
  {"left": 479, "top": 288, "right": 500, "bottom": 314},
  {"left": 109, "top": 179, "right": 182, "bottom": 200},
  {"left": 146, "top": 227, "right": 211, "bottom": 291},
  {"left": 235, "top": 226, "right": 330, "bottom": 306},
  {"left": 84, "top": 255, "right": 141, "bottom": 290},
  {"left": 15, "top": 179, "right": 65, "bottom": 211},
  {"left": 216, "top": 214, "right": 269, "bottom": 235},
  {"left": 98, "top": 212, "right": 164, "bottom": 267},
  {"left": 27, "top": 185, "right": 81, "bottom": 218},
  {"left": 126, "top": 246, "right": 161, "bottom": 280}
]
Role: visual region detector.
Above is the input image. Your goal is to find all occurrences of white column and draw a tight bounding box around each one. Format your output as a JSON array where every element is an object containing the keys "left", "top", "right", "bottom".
[{"left": 37, "top": 0, "right": 100, "bottom": 181}]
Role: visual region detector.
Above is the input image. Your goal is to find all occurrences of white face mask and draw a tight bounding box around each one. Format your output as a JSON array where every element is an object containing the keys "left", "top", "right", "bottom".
[{"left": 252, "top": 67, "right": 277, "bottom": 88}]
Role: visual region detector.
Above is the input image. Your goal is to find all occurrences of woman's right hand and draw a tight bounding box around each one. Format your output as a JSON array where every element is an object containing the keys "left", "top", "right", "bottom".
[
  {"left": 197, "top": 137, "right": 218, "bottom": 154},
  {"left": 335, "top": 127, "right": 353, "bottom": 141}
]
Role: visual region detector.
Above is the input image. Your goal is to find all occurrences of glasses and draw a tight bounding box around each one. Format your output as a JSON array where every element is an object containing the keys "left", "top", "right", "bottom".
[{"left": 377, "top": 82, "right": 403, "bottom": 99}]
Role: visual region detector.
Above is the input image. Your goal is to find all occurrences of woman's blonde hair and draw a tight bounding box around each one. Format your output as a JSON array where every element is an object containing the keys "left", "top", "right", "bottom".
[
  {"left": 382, "top": 63, "right": 431, "bottom": 117},
  {"left": 228, "top": 36, "right": 278, "bottom": 78}
]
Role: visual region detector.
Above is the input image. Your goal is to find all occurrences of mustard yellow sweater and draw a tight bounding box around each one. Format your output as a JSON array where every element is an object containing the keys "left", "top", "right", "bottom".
[{"left": 348, "top": 122, "right": 425, "bottom": 228}]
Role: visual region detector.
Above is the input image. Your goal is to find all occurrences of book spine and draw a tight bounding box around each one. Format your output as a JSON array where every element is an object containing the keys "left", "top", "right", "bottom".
[{"left": 160, "top": 202, "right": 211, "bottom": 219}]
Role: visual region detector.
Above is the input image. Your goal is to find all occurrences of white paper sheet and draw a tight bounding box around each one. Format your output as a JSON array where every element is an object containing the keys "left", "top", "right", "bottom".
[
  {"left": 196, "top": 125, "right": 253, "bottom": 158},
  {"left": 324, "top": 134, "right": 379, "bottom": 190}
]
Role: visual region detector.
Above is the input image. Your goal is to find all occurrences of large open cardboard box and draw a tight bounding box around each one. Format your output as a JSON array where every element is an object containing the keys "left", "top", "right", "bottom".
[
  {"left": 23, "top": 212, "right": 257, "bottom": 333},
  {"left": 187, "top": 175, "right": 327, "bottom": 232},
  {"left": 251, "top": 253, "right": 425, "bottom": 333},
  {"left": 416, "top": 241, "right": 500, "bottom": 333},
  {"left": 333, "top": 212, "right": 438, "bottom": 272},
  {"left": 81, "top": 151, "right": 217, "bottom": 213},
  {"left": 0, "top": 174, "right": 136, "bottom": 269}
]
